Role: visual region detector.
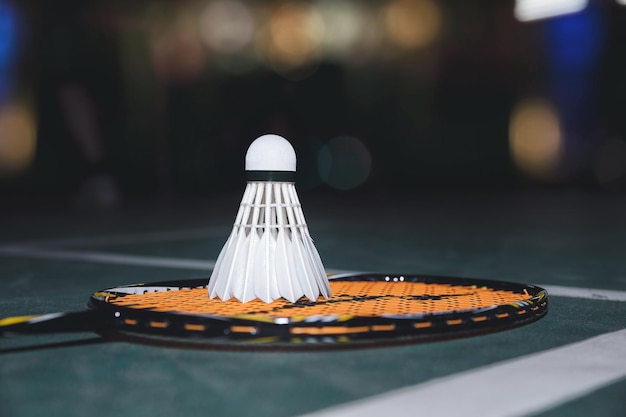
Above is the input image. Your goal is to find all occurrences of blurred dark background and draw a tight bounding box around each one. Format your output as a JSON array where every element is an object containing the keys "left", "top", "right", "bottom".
[{"left": 1, "top": 0, "right": 626, "bottom": 209}]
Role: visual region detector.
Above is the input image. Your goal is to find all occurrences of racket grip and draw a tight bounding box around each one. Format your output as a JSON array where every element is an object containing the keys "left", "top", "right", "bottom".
[{"left": 0, "top": 310, "right": 111, "bottom": 336}]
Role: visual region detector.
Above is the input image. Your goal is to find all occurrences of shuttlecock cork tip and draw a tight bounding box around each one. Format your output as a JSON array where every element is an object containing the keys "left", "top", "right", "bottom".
[{"left": 245, "top": 134, "right": 296, "bottom": 172}]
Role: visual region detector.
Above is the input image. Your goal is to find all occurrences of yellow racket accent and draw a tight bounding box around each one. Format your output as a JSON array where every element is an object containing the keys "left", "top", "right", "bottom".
[{"left": 0, "top": 315, "right": 40, "bottom": 327}]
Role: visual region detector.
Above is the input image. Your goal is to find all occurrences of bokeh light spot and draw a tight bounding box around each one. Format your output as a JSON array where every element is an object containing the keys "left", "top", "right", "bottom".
[
  {"left": 384, "top": 0, "right": 441, "bottom": 51},
  {"left": 264, "top": 1, "right": 324, "bottom": 72},
  {"left": 198, "top": 0, "right": 256, "bottom": 54},
  {"left": 318, "top": 136, "right": 372, "bottom": 190},
  {"left": 0, "top": 102, "right": 37, "bottom": 177},
  {"left": 509, "top": 98, "right": 563, "bottom": 181},
  {"left": 315, "top": 0, "right": 364, "bottom": 61},
  {"left": 515, "top": 0, "right": 588, "bottom": 22}
]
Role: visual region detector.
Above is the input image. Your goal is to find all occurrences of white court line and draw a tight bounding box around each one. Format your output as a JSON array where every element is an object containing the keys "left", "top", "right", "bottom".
[
  {"left": 0, "top": 245, "right": 215, "bottom": 270},
  {"left": 541, "top": 284, "right": 626, "bottom": 302},
  {"left": 0, "top": 246, "right": 625, "bottom": 302},
  {"left": 9, "top": 227, "right": 229, "bottom": 248},
  {"left": 299, "top": 329, "right": 626, "bottom": 417}
]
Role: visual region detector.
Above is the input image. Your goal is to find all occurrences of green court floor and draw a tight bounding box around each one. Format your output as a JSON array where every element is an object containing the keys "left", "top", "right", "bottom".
[{"left": 1, "top": 190, "right": 625, "bottom": 417}]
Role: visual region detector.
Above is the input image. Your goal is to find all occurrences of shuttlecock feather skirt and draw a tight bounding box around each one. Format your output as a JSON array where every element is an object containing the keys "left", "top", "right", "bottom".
[{"left": 209, "top": 182, "right": 331, "bottom": 303}]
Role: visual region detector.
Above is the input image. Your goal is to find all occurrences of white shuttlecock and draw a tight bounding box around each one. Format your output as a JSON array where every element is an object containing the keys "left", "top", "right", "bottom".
[{"left": 208, "top": 134, "right": 331, "bottom": 303}]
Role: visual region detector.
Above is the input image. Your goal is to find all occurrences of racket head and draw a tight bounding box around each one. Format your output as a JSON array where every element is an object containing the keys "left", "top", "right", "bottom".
[{"left": 88, "top": 273, "right": 548, "bottom": 350}]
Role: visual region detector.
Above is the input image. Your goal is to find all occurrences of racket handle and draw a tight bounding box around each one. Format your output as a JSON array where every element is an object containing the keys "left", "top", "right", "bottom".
[{"left": 0, "top": 310, "right": 111, "bottom": 336}]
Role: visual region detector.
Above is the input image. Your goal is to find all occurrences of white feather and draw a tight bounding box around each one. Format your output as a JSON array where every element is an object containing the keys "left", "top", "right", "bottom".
[{"left": 209, "top": 180, "right": 331, "bottom": 303}]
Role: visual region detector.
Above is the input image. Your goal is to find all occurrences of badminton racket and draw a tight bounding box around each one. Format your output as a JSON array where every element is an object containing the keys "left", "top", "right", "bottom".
[{"left": 0, "top": 273, "right": 548, "bottom": 349}]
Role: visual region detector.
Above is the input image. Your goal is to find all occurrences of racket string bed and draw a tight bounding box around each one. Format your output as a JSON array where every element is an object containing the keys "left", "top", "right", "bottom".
[{"left": 106, "top": 281, "right": 541, "bottom": 317}]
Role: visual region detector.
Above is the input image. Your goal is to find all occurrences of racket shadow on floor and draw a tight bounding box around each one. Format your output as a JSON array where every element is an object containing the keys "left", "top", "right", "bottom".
[{"left": 0, "top": 336, "right": 110, "bottom": 355}]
